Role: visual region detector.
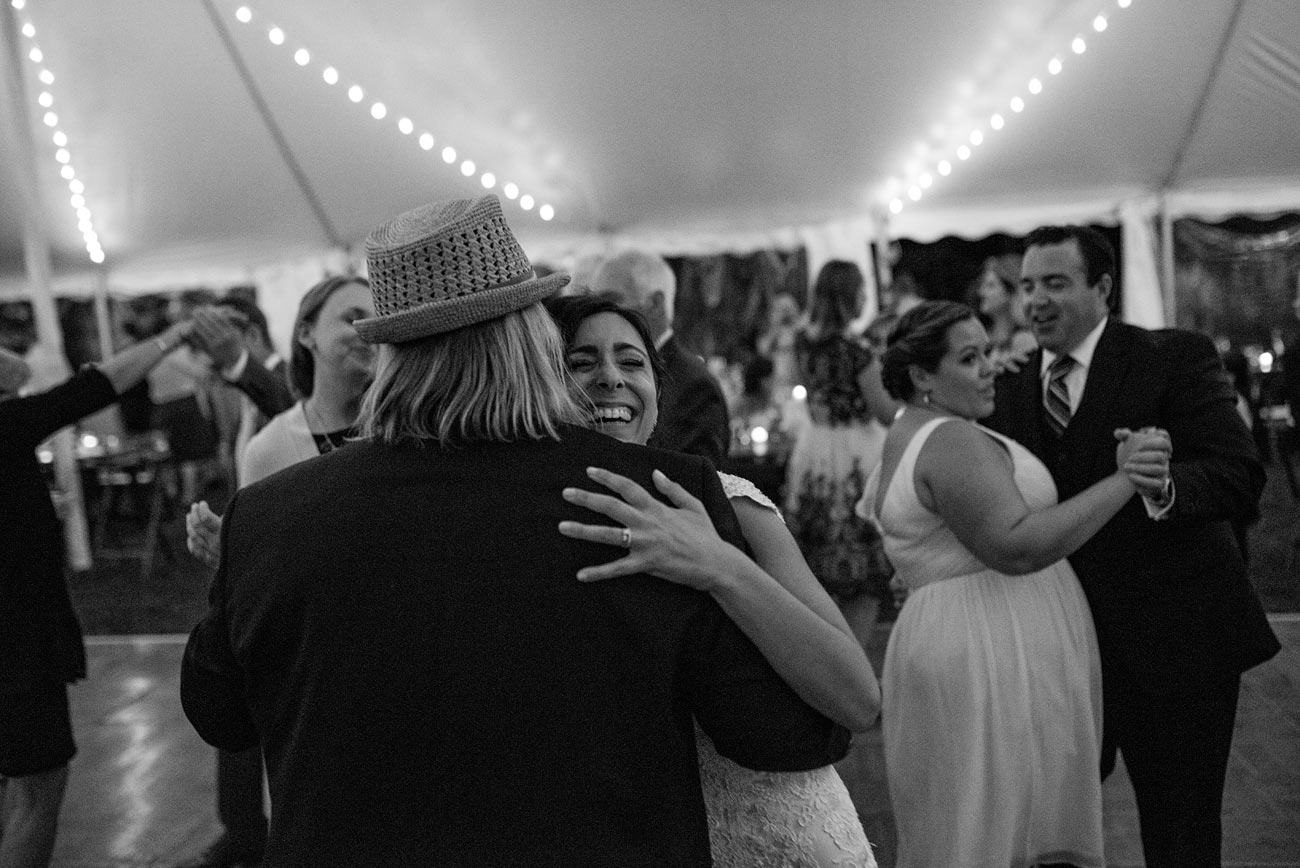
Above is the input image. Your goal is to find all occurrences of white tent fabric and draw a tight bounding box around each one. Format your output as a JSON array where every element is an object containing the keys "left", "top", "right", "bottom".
[{"left": 0, "top": 0, "right": 1298, "bottom": 316}]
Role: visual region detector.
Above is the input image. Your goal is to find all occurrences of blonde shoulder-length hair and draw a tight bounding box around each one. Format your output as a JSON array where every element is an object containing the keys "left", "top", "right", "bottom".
[{"left": 356, "top": 302, "right": 587, "bottom": 446}]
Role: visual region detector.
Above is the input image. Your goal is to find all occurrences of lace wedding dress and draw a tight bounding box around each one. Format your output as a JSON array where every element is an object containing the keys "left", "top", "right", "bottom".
[{"left": 694, "top": 473, "right": 877, "bottom": 868}]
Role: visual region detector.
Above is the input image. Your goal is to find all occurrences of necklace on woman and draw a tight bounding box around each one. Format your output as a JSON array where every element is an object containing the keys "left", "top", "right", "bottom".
[{"left": 304, "top": 398, "right": 351, "bottom": 454}]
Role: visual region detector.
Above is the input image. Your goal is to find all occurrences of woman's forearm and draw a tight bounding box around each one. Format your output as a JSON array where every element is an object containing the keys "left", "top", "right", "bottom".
[{"left": 707, "top": 542, "right": 880, "bottom": 732}]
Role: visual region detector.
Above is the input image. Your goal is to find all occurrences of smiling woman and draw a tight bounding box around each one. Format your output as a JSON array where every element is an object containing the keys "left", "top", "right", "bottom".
[{"left": 545, "top": 292, "right": 881, "bottom": 868}]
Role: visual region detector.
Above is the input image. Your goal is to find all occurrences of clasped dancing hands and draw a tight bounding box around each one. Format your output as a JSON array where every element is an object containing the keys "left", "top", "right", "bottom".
[{"left": 1114, "top": 426, "right": 1172, "bottom": 497}]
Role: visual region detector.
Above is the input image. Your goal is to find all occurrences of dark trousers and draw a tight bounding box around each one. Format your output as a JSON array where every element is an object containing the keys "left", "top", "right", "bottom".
[
  {"left": 1100, "top": 674, "right": 1241, "bottom": 868},
  {"left": 216, "top": 747, "right": 267, "bottom": 850}
]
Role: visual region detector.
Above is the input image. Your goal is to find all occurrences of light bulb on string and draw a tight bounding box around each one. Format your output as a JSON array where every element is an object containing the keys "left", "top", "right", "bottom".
[
  {"left": 539, "top": 204, "right": 554, "bottom": 221},
  {"left": 322, "top": 67, "right": 338, "bottom": 85},
  {"left": 1048, "top": 57, "right": 1063, "bottom": 75},
  {"left": 55, "top": 148, "right": 69, "bottom": 163},
  {"left": 503, "top": 183, "right": 519, "bottom": 200},
  {"left": 235, "top": 6, "right": 252, "bottom": 23},
  {"left": 52, "top": 130, "right": 67, "bottom": 146},
  {"left": 268, "top": 27, "right": 284, "bottom": 46},
  {"left": 969, "top": 130, "right": 984, "bottom": 146},
  {"left": 460, "top": 160, "right": 475, "bottom": 177},
  {"left": 889, "top": 198, "right": 903, "bottom": 214},
  {"left": 441, "top": 146, "right": 456, "bottom": 164},
  {"left": 60, "top": 165, "right": 74, "bottom": 180},
  {"left": 907, "top": 186, "right": 922, "bottom": 201},
  {"left": 39, "top": 69, "right": 53, "bottom": 84},
  {"left": 294, "top": 49, "right": 310, "bottom": 66},
  {"left": 1028, "top": 78, "right": 1043, "bottom": 95},
  {"left": 519, "top": 195, "right": 534, "bottom": 211},
  {"left": 990, "top": 114, "right": 1004, "bottom": 130},
  {"left": 1094, "top": 15, "right": 1108, "bottom": 30},
  {"left": 38, "top": 91, "right": 52, "bottom": 107},
  {"left": 938, "top": 160, "right": 952, "bottom": 176},
  {"left": 370, "top": 102, "right": 386, "bottom": 120},
  {"left": 1072, "top": 37, "right": 1086, "bottom": 54},
  {"left": 919, "top": 172, "right": 933, "bottom": 189},
  {"left": 21, "top": 21, "right": 34, "bottom": 37},
  {"left": 418, "top": 133, "right": 434, "bottom": 150},
  {"left": 347, "top": 85, "right": 363, "bottom": 103},
  {"left": 957, "top": 145, "right": 971, "bottom": 160},
  {"left": 29, "top": 46, "right": 42, "bottom": 63},
  {"left": 398, "top": 118, "right": 413, "bottom": 135},
  {"left": 480, "top": 173, "right": 495, "bottom": 189}
]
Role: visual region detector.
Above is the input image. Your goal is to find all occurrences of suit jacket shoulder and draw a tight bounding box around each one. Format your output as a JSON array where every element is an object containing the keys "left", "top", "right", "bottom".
[{"left": 650, "top": 337, "right": 731, "bottom": 466}]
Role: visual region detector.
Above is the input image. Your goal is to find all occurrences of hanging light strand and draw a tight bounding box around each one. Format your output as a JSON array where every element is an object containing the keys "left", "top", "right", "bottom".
[
  {"left": 12, "top": 2, "right": 104, "bottom": 263},
  {"left": 886, "top": 0, "right": 1133, "bottom": 217},
  {"left": 230, "top": 4, "right": 554, "bottom": 221}
]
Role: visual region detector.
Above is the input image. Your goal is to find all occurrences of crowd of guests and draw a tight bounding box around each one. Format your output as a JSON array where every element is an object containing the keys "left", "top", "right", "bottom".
[{"left": 0, "top": 194, "right": 1283, "bottom": 868}]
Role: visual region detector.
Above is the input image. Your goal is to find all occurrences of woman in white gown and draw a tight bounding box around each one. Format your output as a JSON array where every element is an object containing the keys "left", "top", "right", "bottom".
[
  {"left": 549, "top": 294, "right": 879, "bottom": 868},
  {"left": 858, "top": 301, "right": 1170, "bottom": 868}
]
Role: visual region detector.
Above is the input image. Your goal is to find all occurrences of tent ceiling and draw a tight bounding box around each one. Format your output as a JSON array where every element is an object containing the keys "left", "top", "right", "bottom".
[{"left": 0, "top": 0, "right": 1298, "bottom": 290}]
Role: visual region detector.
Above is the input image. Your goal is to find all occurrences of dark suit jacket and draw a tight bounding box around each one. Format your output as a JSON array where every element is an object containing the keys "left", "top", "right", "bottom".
[
  {"left": 985, "top": 320, "right": 1278, "bottom": 695},
  {"left": 182, "top": 425, "right": 848, "bottom": 867},
  {"left": 647, "top": 336, "right": 730, "bottom": 467},
  {"left": 233, "top": 356, "right": 293, "bottom": 421}
]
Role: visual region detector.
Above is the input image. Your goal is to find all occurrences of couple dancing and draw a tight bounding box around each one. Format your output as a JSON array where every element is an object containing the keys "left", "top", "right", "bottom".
[
  {"left": 182, "top": 196, "right": 880, "bottom": 867},
  {"left": 862, "top": 225, "right": 1278, "bottom": 868}
]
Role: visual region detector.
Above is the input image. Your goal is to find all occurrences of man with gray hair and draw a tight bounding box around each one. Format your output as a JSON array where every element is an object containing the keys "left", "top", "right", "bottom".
[{"left": 591, "top": 250, "right": 731, "bottom": 466}]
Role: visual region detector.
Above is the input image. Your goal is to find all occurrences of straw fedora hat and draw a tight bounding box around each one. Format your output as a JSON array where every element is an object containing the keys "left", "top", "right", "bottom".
[{"left": 354, "top": 195, "right": 569, "bottom": 343}]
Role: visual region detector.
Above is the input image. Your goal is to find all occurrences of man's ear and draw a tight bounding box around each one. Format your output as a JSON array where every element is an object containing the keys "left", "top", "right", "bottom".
[{"left": 1095, "top": 273, "right": 1114, "bottom": 308}]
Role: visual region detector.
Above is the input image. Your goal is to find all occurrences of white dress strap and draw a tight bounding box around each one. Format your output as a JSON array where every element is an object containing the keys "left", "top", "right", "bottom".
[{"left": 717, "top": 471, "right": 781, "bottom": 520}]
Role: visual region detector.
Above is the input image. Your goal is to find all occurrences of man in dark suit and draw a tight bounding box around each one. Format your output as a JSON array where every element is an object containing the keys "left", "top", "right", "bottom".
[
  {"left": 591, "top": 250, "right": 731, "bottom": 466},
  {"left": 181, "top": 195, "right": 847, "bottom": 867},
  {"left": 984, "top": 225, "right": 1279, "bottom": 868}
]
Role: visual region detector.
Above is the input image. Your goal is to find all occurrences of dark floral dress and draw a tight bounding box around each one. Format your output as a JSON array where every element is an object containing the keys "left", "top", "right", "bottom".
[{"left": 785, "top": 334, "right": 895, "bottom": 615}]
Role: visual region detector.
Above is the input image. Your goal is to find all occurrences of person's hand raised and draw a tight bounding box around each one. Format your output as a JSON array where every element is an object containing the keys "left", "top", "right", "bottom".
[
  {"left": 190, "top": 307, "right": 248, "bottom": 371},
  {"left": 186, "top": 500, "right": 223, "bottom": 568},
  {"left": 558, "top": 467, "right": 729, "bottom": 590},
  {"left": 1114, "top": 426, "right": 1172, "bottom": 498}
]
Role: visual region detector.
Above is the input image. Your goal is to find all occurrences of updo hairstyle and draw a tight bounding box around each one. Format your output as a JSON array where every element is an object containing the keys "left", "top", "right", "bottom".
[{"left": 880, "top": 300, "right": 980, "bottom": 401}]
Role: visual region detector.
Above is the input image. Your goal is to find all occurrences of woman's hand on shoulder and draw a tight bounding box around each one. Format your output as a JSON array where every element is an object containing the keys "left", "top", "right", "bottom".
[{"left": 558, "top": 467, "right": 739, "bottom": 590}]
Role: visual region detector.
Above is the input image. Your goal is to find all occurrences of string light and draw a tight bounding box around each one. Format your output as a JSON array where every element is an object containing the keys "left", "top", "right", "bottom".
[
  {"left": 886, "top": 0, "right": 1127, "bottom": 217},
  {"left": 16, "top": 17, "right": 104, "bottom": 263},
  {"left": 230, "top": 3, "right": 554, "bottom": 218}
]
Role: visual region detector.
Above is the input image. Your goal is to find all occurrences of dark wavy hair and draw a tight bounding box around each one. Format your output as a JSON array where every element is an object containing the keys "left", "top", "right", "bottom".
[
  {"left": 1023, "top": 224, "right": 1115, "bottom": 288},
  {"left": 880, "top": 300, "right": 980, "bottom": 401},
  {"left": 544, "top": 292, "right": 667, "bottom": 408},
  {"left": 289, "top": 275, "right": 370, "bottom": 399},
  {"left": 806, "top": 260, "right": 865, "bottom": 338}
]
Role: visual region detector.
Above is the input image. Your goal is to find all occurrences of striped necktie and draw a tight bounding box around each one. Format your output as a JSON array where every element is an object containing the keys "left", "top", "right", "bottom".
[{"left": 1044, "top": 355, "right": 1076, "bottom": 437}]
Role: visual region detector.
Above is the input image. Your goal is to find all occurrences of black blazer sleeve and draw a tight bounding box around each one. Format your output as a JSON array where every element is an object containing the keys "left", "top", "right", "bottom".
[
  {"left": 181, "top": 490, "right": 259, "bottom": 751},
  {"left": 233, "top": 358, "right": 294, "bottom": 420},
  {"left": 678, "top": 457, "right": 851, "bottom": 771},
  {"left": 1160, "top": 330, "right": 1265, "bottom": 523}
]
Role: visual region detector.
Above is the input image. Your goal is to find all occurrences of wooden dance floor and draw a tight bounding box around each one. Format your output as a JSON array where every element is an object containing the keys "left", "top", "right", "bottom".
[{"left": 50, "top": 617, "right": 1300, "bottom": 868}]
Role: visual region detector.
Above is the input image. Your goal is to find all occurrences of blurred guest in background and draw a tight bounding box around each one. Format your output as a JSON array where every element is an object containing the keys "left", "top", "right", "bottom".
[
  {"left": 972, "top": 255, "right": 1036, "bottom": 367},
  {"left": 190, "top": 297, "right": 293, "bottom": 482},
  {"left": 148, "top": 298, "right": 221, "bottom": 503},
  {"left": 0, "top": 320, "right": 192, "bottom": 868},
  {"left": 756, "top": 292, "right": 802, "bottom": 401},
  {"left": 591, "top": 250, "right": 730, "bottom": 466},
  {"left": 785, "top": 260, "right": 899, "bottom": 642}
]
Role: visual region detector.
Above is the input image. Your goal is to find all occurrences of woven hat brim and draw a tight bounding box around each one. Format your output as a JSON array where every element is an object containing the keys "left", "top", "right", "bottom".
[{"left": 353, "top": 272, "right": 570, "bottom": 343}]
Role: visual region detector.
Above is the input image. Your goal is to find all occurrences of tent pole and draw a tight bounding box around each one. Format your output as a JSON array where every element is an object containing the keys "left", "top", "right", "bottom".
[
  {"left": 1, "top": 5, "right": 93, "bottom": 570},
  {"left": 1160, "top": 200, "right": 1176, "bottom": 328}
]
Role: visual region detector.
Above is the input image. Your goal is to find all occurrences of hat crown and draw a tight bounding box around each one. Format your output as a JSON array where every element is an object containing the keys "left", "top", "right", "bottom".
[{"left": 365, "top": 195, "right": 534, "bottom": 319}]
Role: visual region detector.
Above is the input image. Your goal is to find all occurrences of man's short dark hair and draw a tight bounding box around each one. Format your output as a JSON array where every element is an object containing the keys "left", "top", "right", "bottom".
[
  {"left": 214, "top": 295, "right": 272, "bottom": 347},
  {"left": 1023, "top": 225, "right": 1115, "bottom": 287}
]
